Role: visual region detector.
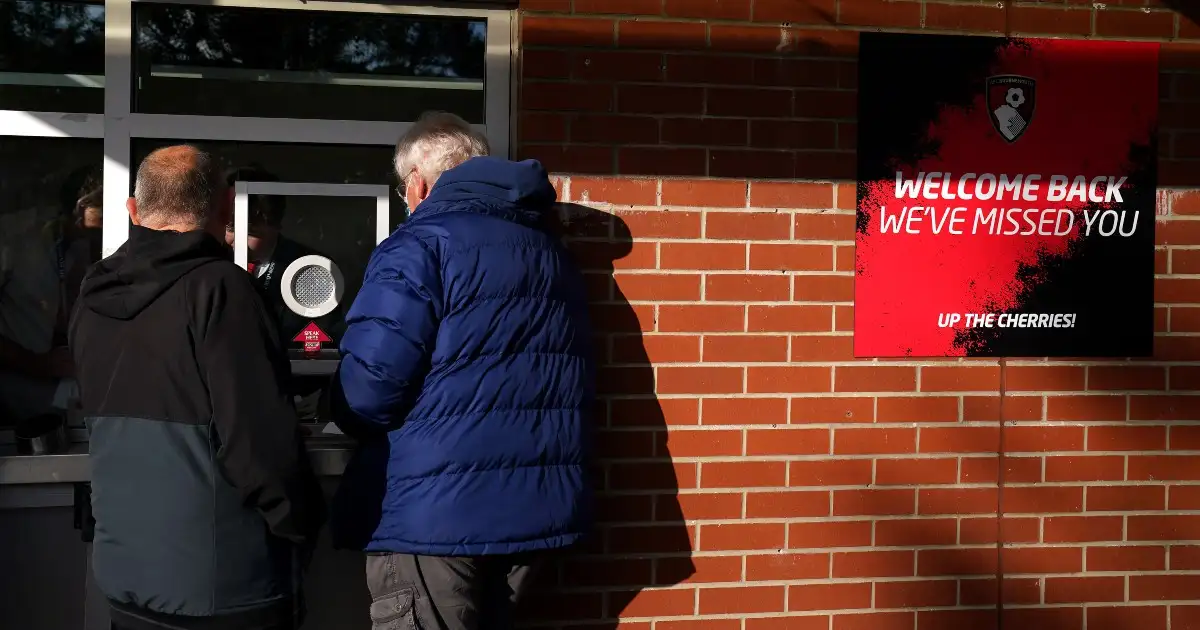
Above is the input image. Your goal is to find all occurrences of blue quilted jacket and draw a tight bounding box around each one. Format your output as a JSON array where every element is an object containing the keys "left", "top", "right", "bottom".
[{"left": 331, "top": 157, "right": 595, "bottom": 556}]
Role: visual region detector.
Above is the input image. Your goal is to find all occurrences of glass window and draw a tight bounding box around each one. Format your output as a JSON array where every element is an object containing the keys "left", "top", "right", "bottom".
[
  {"left": 132, "top": 3, "right": 488, "bottom": 122},
  {"left": 0, "top": 0, "right": 104, "bottom": 114},
  {"left": 132, "top": 139, "right": 402, "bottom": 420},
  {"left": 0, "top": 137, "right": 103, "bottom": 428}
]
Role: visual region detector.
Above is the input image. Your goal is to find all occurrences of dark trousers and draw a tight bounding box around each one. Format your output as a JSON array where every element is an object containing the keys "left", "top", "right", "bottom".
[{"left": 365, "top": 553, "right": 542, "bottom": 630}]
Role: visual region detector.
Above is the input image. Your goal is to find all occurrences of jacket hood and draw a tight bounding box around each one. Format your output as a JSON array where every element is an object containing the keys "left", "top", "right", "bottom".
[
  {"left": 417, "top": 157, "right": 557, "bottom": 228},
  {"left": 80, "top": 225, "right": 231, "bottom": 320}
]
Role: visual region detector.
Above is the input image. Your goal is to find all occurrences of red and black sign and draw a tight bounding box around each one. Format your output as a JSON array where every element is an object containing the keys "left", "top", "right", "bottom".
[
  {"left": 854, "top": 34, "right": 1159, "bottom": 358},
  {"left": 293, "top": 321, "right": 331, "bottom": 357}
]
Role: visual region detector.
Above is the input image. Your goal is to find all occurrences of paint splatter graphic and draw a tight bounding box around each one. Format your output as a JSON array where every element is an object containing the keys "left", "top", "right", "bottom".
[{"left": 854, "top": 36, "right": 1158, "bottom": 358}]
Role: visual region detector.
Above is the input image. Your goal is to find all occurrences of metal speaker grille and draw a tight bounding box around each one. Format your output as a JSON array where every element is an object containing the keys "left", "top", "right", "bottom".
[{"left": 291, "top": 264, "right": 335, "bottom": 309}]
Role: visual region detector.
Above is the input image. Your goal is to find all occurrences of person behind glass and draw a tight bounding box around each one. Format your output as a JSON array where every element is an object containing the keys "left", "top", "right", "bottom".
[
  {"left": 0, "top": 166, "right": 102, "bottom": 425},
  {"left": 331, "top": 112, "right": 596, "bottom": 630},
  {"left": 69, "top": 145, "right": 324, "bottom": 630},
  {"left": 224, "top": 165, "right": 343, "bottom": 417}
]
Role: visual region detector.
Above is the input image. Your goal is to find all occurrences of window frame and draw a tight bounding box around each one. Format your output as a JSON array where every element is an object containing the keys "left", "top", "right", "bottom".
[{"left": 0, "top": 0, "right": 514, "bottom": 256}]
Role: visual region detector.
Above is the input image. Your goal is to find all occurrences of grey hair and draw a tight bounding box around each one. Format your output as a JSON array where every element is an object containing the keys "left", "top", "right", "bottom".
[
  {"left": 394, "top": 111, "right": 490, "bottom": 187},
  {"left": 134, "top": 144, "right": 223, "bottom": 228}
]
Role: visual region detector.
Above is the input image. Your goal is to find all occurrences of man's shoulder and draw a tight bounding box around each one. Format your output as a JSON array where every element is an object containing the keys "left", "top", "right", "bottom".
[{"left": 182, "top": 258, "right": 261, "bottom": 298}]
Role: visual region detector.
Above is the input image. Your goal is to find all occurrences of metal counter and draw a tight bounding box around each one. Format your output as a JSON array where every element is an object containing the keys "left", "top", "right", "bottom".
[{"left": 0, "top": 434, "right": 356, "bottom": 486}]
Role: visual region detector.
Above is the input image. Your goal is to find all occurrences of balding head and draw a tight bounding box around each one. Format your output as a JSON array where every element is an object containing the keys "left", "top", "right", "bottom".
[{"left": 128, "top": 145, "right": 226, "bottom": 234}]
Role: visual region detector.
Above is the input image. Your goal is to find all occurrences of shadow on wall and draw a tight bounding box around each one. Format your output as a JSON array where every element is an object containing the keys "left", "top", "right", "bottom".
[
  {"left": 517, "top": 11, "right": 1200, "bottom": 630},
  {"left": 516, "top": 204, "right": 696, "bottom": 626}
]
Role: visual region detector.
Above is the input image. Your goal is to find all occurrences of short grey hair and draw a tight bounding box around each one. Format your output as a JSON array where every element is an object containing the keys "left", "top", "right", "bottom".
[
  {"left": 395, "top": 111, "right": 490, "bottom": 187},
  {"left": 134, "top": 144, "right": 223, "bottom": 228}
]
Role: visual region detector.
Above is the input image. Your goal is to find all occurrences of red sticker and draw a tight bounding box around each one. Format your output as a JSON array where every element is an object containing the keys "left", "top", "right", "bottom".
[{"left": 293, "top": 321, "right": 332, "bottom": 357}]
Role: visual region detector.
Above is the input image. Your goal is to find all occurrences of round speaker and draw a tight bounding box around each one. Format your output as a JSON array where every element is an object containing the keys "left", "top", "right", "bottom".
[{"left": 280, "top": 254, "right": 344, "bottom": 318}]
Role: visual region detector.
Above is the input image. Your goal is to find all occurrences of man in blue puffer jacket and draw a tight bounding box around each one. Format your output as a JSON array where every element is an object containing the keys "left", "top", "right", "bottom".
[{"left": 331, "top": 111, "right": 595, "bottom": 630}]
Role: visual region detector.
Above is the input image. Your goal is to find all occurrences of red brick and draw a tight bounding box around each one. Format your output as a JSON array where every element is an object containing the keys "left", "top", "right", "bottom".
[
  {"left": 618, "top": 85, "right": 703, "bottom": 115},
  {"left": 698, "top": 522, "right": 786, "bottom": 550},
  {"left": 1095, "top": 9, "right": 1175, "bottom": 39},
  {"left": 920, "top": 365, "right": 999, "bottom": 392},
  {"left": 524, "top": 81, "right": 613, "bottom": 112},
  {"left": 1005, "top": 426, "right": 1085, "bottom": 453},
  {"left": 1044, "top": 516, "right": 1124, "bottom": 543},
  {"left": 705, "top": 397, "right": 788, "bottom": 425},
  {"left": 664, "top": 0, "right": 750, "bottom": 20},
  {"left": 661, "top": 429, "right": 741, "bottom": 458},
  {"left": 749, "top": 119, "right": 837, "bottom": 150},
  {"left": 918, "top": 426, "right": 999, "bottom": 454},
  {"left": 748, "top": 305, "right": 832, "bottom": 332},
  {"left": 1044, "top": 455, "right": 1125, "bottom": 482},
  {"left": 698, "top": 586, "right": 786, "bottom": 615},
  {"left": 660, "top": 242, "right": 747, "bottom": 270},
  {"left": 523, "top": 144, "right": 613, "bottom": 174},
  {"left": 1131, "top": 575, "right": 1200, "bottom": 601},
  {"left": 876, "top": 397, "right": 957, "bottom": 423},
  {"left": 612, "top": 334, "right": 700, "bottom": 364},
  {"left": 1046, "top": 395, "right": 1127, "bottom": 421},
  {"left": 522, "top": 16, "right": 615, "bottom": 47},
  {"left": 1129, "top": 515, "right": 1200, "bottom": 540},
  {"left": 832, "top": 489, "right": 915, "bottom": 517},
  {"left": 787, "top": 583, "right": 871, "bottom": 612},
  {"left": 659, "top": 305, "right": 745, "bottom": 332},
  {"left": 702, "top": 334, "right": 788, "bottom": 362},
  {"left": 752, "top": 0, "right": 836, "bottom": 25},
  {"left": 661, "top": 180, "right": 745, "bottom": 208},
  {"left": 710, "top": 149, "right": 796, "bottom": 179},
  {"left": 789, "top": 459, "right": 872, "bottom": 487},
  {"left": 1009, "top": 6, "right": 1093, "bottom": 36},
  {"left": 833, "top": 428, "right": 916, "bottom": 455},
  {"left": 875, "top": 518, "right": 956, "bottom": 547},
  {"left": 572, "top": 114, "right": 658, "bottom": 144},
  {"left": 1005, "top": 485, "right": 1084, "bottom": 514},
  {"left": 834, "top": 366, "right": 916, "bottom": 392},
  {"left": 611, "top": 588, "right": 696, "bottom": 617},
  {"left": 571, "top": 177, "right": 656, "bottom": 206},
  {"left": 875, "top": 580, "right": 956, "bottom": 609},
  {"left": 917, "top": 548, "right": 998, "bottom": 576},
  {"left": 924, "top": 2, "right": 1005, "bottom": 33},
  {"left": 701, "top": 461, "right": 787, "bottom": 490},
  {"left": 1129, "top": 455, "right": 1200, "bottom": 481},
  {"left": 1087, "top": 545, "right": 1166, "bottom": 572},
  {"left": 750, "top": 243, "right": 834, "bottom": 271},
  {"left": 523, "top": 50, "right": 571, "bottom": 79},
  {"left": 875, "top": 458, "right": 957, "bottom": 485},
  {"left": 614, "top": 273, "right": 700, "bottom": 301},
  {"left": 838, "top": 0, "right": 920, "bottom": 28},
  {"left": 747, "top": 366, "right": 832, "bottom": 393},
  {"left": 573, "top": 50, "right": 663, "bottom": 82},
  {"left": 618, "top": 20, "right": 707, "bottom": 50},
  {"left": 1090, "top": 607, "right": 1168, "bottom": 630},
  {"left": 745, "top": 553, "right": 828, "bottom": 581},
  {"left": 618, "top": 147, "right": 707, "bottom": 176},
  {"left": 574, "top": 0, "right": 661, "bottom": 14},
  {"left": 918, "top": 488, "right": 998, "bottom": 515},
  {"left": 790, "top": 335, "right": 854, "bottom": 362},
  {"left": 661, "top": 117, "right": 748, "bottom": 146},
  {"left": 831, "top": 550, "right": 914, "bottom": 578},
  {"left": 788, "top": 520, "right": 872, "bottom": 548},
  {"left": 1088, "top": 365, "right": 1166, "bottom": 390},
  {"left": 789, "top": 396, "right": 872, "bottom": 423},
  {"left": 792, "top": 274, "right": 853, "bottom": 302},
  {"left": 745, "top": 491, "right": 830, "bottom": 518},
  {"left": 1087, "top": 485, "right": 1165, "bottom": 512},
  {"left": 745, "top": 428, "right": 830, "bottom": 456},
  {"left": 1002, "top": 546, "right": 1083, "bottom": 574},
  {"left": 1005, "top": 366, "right": 1085, "bottom": 391},
  {"left": 615, "top": 209, "right": 702, "bottom": 239},
  {"left": 661, "top": 493, "right": 742, "bottom": 521},
  {"left": 751, "top": 182, "right": 834, "bottom": 209},
  {"left": 705, "top": 274, "right": 790, "bottom": 301},
  {"left": 706, "top": 212, "right": 791, "bottom": 240}
]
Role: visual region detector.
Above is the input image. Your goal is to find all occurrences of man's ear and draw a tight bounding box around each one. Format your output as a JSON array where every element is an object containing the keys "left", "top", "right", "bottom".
[{"left": 126, "top": 197, "right": 140, "bottom": 226}]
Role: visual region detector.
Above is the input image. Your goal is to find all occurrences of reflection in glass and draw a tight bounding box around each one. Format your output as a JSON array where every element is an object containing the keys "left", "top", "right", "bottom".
[
  {"left": 0, "top": 0, "right": 104, "bottom": 113},
  {"left": 0, "top": 137, "right": 103, "bottom": 429},
  {"left": 133, "top": 3, "right": 487, "bottom": 122},
  {"left": 132, "top": 139, "right": 403, "bottom": 420}
]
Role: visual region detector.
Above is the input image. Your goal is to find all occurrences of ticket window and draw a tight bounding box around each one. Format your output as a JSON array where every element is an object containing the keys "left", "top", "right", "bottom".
[{"left": 231, "top": 181, "right": 392, "bottom": 423}]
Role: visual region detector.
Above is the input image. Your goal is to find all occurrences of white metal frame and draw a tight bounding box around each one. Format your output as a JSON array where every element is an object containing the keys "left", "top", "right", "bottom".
[
  {"left": 0, "top": 0, "right": 514, "bottom": 257},
  {"left": 232, "top": 181, "right": 392, "bottom": 268}
]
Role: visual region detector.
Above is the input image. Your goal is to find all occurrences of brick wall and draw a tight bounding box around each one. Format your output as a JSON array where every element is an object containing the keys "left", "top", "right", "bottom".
[{"left": 514, "top": 2, "right": 1200, "bottom": 629}]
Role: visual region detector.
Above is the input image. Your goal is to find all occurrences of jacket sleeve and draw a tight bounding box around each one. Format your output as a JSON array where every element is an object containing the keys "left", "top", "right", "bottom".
[
  {"left": 195, "top": 270, "right": 324, "bottom": 545},
  {"left": 334, "top": 229, "right": 442, "bottom": 435}
]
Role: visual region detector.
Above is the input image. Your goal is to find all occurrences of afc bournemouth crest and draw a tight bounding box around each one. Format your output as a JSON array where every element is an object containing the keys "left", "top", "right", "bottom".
[{"left": 986, "top": 75, "right": 1036, "bottom": 143}]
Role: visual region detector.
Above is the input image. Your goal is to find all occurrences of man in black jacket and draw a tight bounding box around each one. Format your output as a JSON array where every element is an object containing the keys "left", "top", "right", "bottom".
[{"left": 69, "top": 145, "right": 324, "bottom": 630}]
